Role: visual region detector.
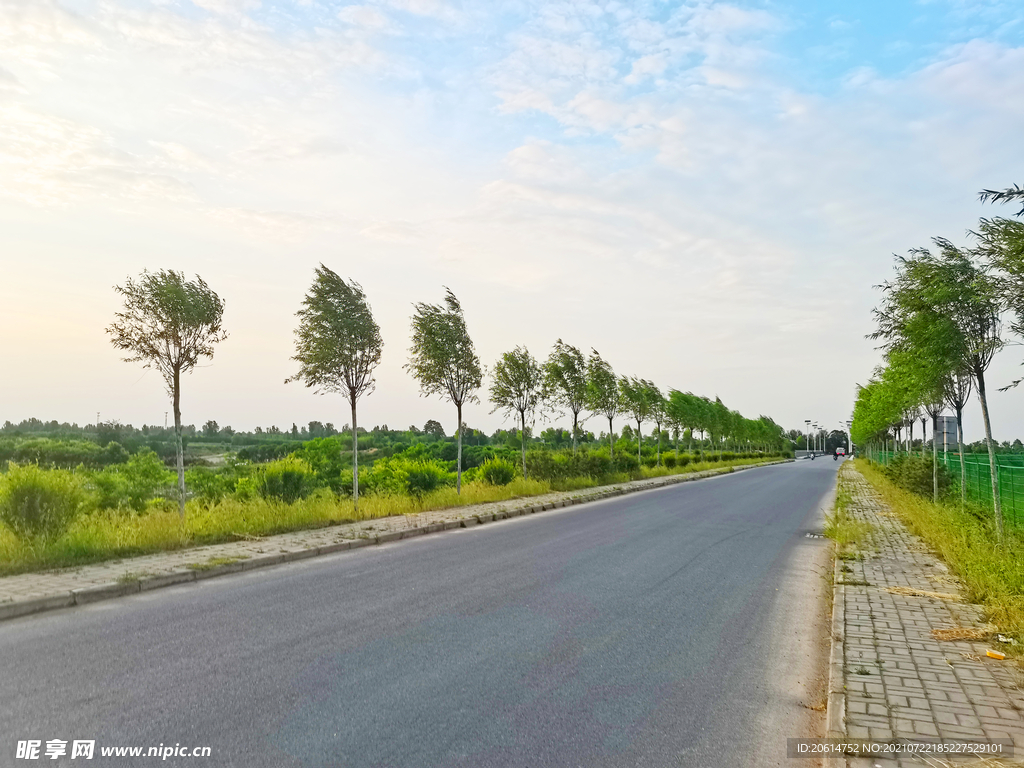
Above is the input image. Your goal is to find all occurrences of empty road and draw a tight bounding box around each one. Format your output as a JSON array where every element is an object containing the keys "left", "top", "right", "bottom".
[{"left": 2, "top": 459, "right": 840, "bottom": 767}]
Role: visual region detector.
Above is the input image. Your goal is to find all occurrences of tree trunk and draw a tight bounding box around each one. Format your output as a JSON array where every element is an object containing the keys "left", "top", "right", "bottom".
[
  {"left": 173, "top": 367, "right": 185, "bottom": 520},
  {"left": 572, "top": 411, "right": 578, "bottom": 456},
  {"left": 456, "top": 402, "right": 463, "bottom": 495},
  {"left": 956, "top": 405, "right": 966, "bottom": 509},
  {"left": 607, "top": 416, "right": 614, "bottom": 459},
  {"left": 351, "top": 397, "right": 359, "bottom": 513},
  {"left": 932, "top": 412, "right": 938, "bottom": 503},
  {"left": 520, "top": 410, "right": 528, "bottom": 480},
  {"left": 975, "top": 365, "right": 1004, "bottom": 542},
  {"left": 636, "top": 419, "right": 642, "bottom": 464},
  {"left": 655, "top": 421, "right": 661, "bottom": 465},
  {"left": 921, "top": 417, "right": 927, "bottom": 458}
]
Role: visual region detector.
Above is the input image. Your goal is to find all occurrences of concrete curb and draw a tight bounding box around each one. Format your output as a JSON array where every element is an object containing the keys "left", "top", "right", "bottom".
[
  {"left": 0, "top": 459, "right": 792, "bottom": 623},
  {"left": 824, "top": 556, "right": 847, "bottom": 768}
]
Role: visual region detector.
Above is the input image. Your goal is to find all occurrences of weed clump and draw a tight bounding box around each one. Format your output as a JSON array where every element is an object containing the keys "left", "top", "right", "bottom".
[
  {"left": 0, "top": 463, "right": 87, "bottom": 540},
  {"left": 480, "top": 457, "right": 517, "bottom": 486}
]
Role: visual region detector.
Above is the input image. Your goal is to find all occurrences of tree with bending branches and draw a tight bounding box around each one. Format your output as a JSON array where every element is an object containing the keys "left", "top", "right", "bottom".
[
  {"left": 406, "top": 288, "right": 482, "bottom": 494},
  {"left": 979, "top": 184, "right": 1024, "bottom": 216},
  {"left": 107, "top": 270, "right": 227, "bottom": 519},
  {"left": 543, "top": 340, "right": 588, "bottom": 455},
  {"left": 646, "top": 382, "right": 666, "bottom": 465},
  {"left": 287, "top": 265, "right": 382, "bottom": 512},
  {"left": 872, "top": 241, "right": 1007, "bottom": 540},
  {"left": 489, "top": 346, "right": 544, "bottom": 479},
  {"left": 586, "top": 349, "right": 619, "bottom": 458},
  {"left": 619, "top": 377, "right": 654, "bottom": 463}
]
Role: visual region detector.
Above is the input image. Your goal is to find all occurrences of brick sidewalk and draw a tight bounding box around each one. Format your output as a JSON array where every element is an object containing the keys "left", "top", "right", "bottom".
[
  {"left": 831, "top": 463, "right": 1024, "bottom": 767},
  {"left": 0, "top": 461, "right": 788, "bottom": 623}
]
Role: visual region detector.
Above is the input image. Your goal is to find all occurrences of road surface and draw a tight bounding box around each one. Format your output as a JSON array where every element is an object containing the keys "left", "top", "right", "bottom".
[{"left": 1, "top": 458, "right": 840, "bottom": 767}]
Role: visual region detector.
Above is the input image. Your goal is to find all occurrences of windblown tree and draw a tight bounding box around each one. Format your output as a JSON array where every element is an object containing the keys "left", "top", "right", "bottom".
[
  {"left": 974, "top": 216, "right": 1024, "bottom": 385},
  {"left": 665, "top": 390, "right": 693, "bottom": 458},
  {"left": 286, "top": 265, "right": 382, "bottom": 511},
  {"left": 406, "top": 288, "right": 483, "bottom": 494},
  {"left": 692, "top": 395, "right": 712, "bottom": 461},
  {"left": 543, "top": 340, "right": 588, "bottom": 455},
  {"left": 619, "top": 377, "right": 653, "bottom": 463},
  {"left": 979, "top": 184, "right": 1024, "bottom": 216},
  {"left": 489, "top": 346, "right": 544, "bottom": 479},
  {"left": 107, "top": 270, "right": 227, "bottom": 519},
  {"left": 871, "top": 241, "right": 1007, "bottom": 539},
  {"left": 709, "top": 398, "right": 730, "bottom": 456},
  {"left": 646, "top": 382, "right": 666, "bottom": 465},
  {"left": 943, "top": 365, "right": 972, "bottom": 505},
  {"left": 586, "top": 349, "right": 619, "bottom": 458}
]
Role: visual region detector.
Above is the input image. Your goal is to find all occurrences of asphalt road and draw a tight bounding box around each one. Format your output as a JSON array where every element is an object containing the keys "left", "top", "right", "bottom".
[{"left": 1, "top": 458, "right": 841, "bottom": 768}]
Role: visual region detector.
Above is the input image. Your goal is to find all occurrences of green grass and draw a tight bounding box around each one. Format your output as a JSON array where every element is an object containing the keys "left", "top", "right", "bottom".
[
  {"left": 0, "top": 456, "right": 784, "bottom": 576},
  {"left": 187, "top": 555, "right": 249, "bottom": 571},
  {"left": 824, "top": 469, "right": 874, "bottom": 554},
  {"left": 856, "top": 458, "right": 1024, "bottom": 648}
]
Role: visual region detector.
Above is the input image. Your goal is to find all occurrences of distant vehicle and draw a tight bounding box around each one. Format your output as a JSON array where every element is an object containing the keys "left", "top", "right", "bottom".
[{"left": 836, "top": 447, "right": 846, "bottom": 456}]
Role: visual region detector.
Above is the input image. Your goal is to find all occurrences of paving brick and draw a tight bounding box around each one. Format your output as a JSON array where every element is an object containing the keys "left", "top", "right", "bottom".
[{"left": 829, "top": 464, "right": 1024, "bottom": 757}]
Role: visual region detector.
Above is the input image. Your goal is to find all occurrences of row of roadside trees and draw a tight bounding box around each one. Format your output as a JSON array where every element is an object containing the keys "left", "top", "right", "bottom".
[
  {"left": 108, "top": 266, "right": 788, "bottom": 519},
  {"left": 851, "top": 183, "right": 1024, "bottom": 542}
]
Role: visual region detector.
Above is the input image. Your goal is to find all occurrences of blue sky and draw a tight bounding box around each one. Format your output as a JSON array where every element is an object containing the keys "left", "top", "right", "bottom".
[{"left": 1, "top": 0, "right": 1023, "bottom": 441}]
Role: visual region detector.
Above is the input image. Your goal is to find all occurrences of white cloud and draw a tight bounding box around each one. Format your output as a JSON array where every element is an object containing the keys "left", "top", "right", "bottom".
[
  {"left": 3, "top": 0, "right": 1024, "bottom": 440},
  {"left": 338, "top": 4, "right": 391, "bottom": 31},
  {"left": 379, "top": 0, "right": 461, "bottom": 24},
  {"left": 191, "top": 0, "right": 261, "bottom": 17}
]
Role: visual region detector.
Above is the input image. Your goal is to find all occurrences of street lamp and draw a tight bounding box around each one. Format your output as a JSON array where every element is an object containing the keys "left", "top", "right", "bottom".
[{"left": 804, "top": 420, "right": 811, "bottom": 455}]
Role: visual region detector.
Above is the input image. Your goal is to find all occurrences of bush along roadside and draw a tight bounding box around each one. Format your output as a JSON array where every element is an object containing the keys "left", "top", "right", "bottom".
[{"left": 0, "top": 454, "right": 789, "bottom": 576}]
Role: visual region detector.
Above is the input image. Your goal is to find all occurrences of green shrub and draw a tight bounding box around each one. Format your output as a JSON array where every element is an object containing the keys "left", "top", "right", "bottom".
[
  {"left": 612, "top": 453, "right": 641, "bottom": 477},
  {"left": 259, "top": 457, "right": 316, "bottom": 503},
  {"left": 663, "top": 454, "right": 677, "bottom": 468},
  {"left": 93, "top": 449, "right": 174, "bottom": 511},
  {"left": 290, "top": 437, "right": 345, "bottom": 490},
  {"left": 185, "top": 466, "right": 235, "bottom": 506},
  {"left": 0, "top": 437, "right": 125, "bottom": 469},
  {"left": 363, "top": 456, "right": 454, "bottom": 497},
  {"left": 480, "top": 457, "right": 516, "bottom": 486},
  {"left": 524, "top": 451, "right": 558, "bottom": 481},
  {"left": 883, "top": 455, "right": 950, "bottom": 498},
  {"left": 0, "top": 464, "right": 87, "bottom": 539},
  {"left": 677, "top": 454, "right": 691, "bottom": 467},
  {"left": 404, "top": 460, "right": 454, "bottom": 496}
]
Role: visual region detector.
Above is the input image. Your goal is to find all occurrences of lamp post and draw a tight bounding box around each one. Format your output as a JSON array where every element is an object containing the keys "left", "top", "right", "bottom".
[{"left": 804, "top": 420, "right": 811, "bottom": 456}]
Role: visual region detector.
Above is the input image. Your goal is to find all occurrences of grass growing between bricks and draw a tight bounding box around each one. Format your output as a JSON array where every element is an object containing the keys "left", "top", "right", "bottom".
[
  {"left": 0, "top": 456, "right": 778, "bottom": 577},
  {"left": 824, "top": 467, "right": 874, "bottom": 557},
  {"left": 856, "top": 457, "right": 1024, "bottom": 654}
]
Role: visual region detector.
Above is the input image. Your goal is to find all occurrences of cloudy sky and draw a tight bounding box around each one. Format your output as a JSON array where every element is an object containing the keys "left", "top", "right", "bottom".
[{"left": 1, "top": 0, "right": 1023, "bottom": 441}]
